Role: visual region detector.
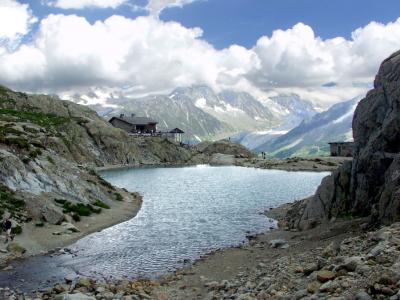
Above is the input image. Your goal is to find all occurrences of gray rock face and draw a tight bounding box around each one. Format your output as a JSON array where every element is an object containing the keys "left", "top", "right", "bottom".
[
  {"left": 351, "top": 50, "right": 400, "bottom": 224},
  {"left": 286, "top": 50, "right": 400, "bottom": 228}
]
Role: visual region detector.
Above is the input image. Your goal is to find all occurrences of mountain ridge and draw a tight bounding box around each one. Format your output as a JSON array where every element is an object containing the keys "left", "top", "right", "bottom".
[{"left": 70, "top": 85, "right": 318, "bottom": 142}]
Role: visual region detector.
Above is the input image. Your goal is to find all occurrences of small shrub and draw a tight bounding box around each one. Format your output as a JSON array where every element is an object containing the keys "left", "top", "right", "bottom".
[
  {"left": 63, "top": 202, "right": 92, "bottom": 216},
  {"left": 86, "top": 179, "right": 97, "bottom": 185},
  {"left": 91, "top": 207, "right": 102, "bottom": 214},
  {"left": 22, "top": 157, "right": 31, "bottom": 164},
  {"left": 35, "top": 222, "right": 44, "bottom": 227},
  {"left": 29, "top": 149, "right": 42, "bottom": 159},
  {"left": 0, "top": 126, "right": 24, "bottom": 136},
  {"left": 5, "top": 137, "right": 30, "bottom": 150},
  {"left": 47, "top": 156, "right": 55, "bottom": 165},
  {"left": 72, "top": 213, "right": 81, "bottom": 222},
  {"left": 31, "top": 141, "right": 45, "bottom": 149},
  {"left": 54, "top": 198, "right": 67, "bottom": 205},
  {"left": 98, "top": 178, "right": 115, "bottom": 190},
  {"left": 114, "top": 193, "right": 123, "bottom": 201},
  {"left": 93, "top": 200, "right": 110, "bottom": 209},
  {"left": 11, "top": 225, "right": 23, "bottom": 235}
]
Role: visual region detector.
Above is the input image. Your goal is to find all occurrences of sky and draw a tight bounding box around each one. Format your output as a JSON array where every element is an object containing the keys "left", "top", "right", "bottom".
[{"left": 1, "top": 0, "right": 400, "bottom": 106}]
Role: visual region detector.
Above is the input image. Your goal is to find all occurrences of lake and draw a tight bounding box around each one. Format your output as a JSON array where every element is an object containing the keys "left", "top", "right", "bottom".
[{"left": 0, "top": 165, "right": 328, "bottom": 291}]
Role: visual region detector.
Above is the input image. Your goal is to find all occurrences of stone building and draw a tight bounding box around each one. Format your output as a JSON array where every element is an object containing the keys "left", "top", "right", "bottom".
[
  {"left": 109, "top": 114, "right": 158, "bottom": 133},
  {"left": 329, "top": 142, "right": 354, "bottom": 157}
]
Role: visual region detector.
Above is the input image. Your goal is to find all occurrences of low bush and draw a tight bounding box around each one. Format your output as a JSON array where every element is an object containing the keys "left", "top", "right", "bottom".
[
  {"left": 114, "top": 193, "right": 123, "bottom": 201},
  {"left": 93, "top": 200, "right": 110, "bottom": 209},
  {"left": 47, "top": 156, "right": 55, "bottom": 165},
  {"left": 29, "top": 149, "right": 42, "bottom": 159},
  {"left": 22, "top": 157, "right": 31, "bottom": 164},
  {"left": 71, "top": 213, "right": 81, "bottom": 222},
  {"left": 11, "top": 225, "right": 23, "bottom": 235},
  {"left": 54, "top": 198, "right": 67, "bottom": 205}
]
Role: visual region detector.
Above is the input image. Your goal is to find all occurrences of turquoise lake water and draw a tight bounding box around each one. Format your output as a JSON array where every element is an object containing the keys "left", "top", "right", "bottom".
[{"left": 0, "top": 165, "right": 328, "bottom": 291}]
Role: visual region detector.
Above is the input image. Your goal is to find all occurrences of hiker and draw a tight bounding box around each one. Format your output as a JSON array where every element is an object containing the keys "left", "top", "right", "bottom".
[{"left": 3, "top": 218, "right": 13, "bottom": 243}]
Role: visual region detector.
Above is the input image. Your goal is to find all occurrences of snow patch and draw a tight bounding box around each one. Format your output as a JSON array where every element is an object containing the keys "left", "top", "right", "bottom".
[
  {"left": 193, "top": 135, "right": 202, "bottom": 142},
  {"left": 195, "top": 98, "right": 207, "bottom": 109},
  {"left": 255, "top": 130, "right": 289, "bottom": 135},
  {"left": 333, "top": 103, "right": 358, "bottom": 124}
]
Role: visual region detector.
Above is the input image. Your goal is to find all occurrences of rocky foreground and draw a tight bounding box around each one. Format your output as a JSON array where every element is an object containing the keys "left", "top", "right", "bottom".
[{"left": 2, "top": 217, "right": 400, "bottom": 300}]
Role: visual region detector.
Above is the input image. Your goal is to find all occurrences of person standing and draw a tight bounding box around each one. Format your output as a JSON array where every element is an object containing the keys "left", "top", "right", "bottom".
[{"left": 3, "top": 218, "right": 13, "bottom": 243}]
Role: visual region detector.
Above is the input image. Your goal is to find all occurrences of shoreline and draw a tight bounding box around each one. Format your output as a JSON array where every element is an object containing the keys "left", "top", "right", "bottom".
[
  {"left": 96, "top": 155, "right": 350, "bottom": 173},
  {"left": 0, "top": 158, "right": 343, "bottom": 296},
  {"left": 236, "top": 156, "right": 352, "bottom": 172},
  {"left": 0, "top": 193, "right": 142, "bottom": 266},
  {"left": 0, "top": 158, "right": 337, "bottom": 264}
]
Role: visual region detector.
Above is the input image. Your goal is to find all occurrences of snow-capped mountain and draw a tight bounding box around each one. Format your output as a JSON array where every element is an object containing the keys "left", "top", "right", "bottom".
[
  {"left": 72, "top": 85, "right": 318, "bottom": 142},
  {"left": 269, "top": 94, "right": 319, "bottom": 129},
  {"left": 255, "top": 96, "right": 362, "bottom": 157}
]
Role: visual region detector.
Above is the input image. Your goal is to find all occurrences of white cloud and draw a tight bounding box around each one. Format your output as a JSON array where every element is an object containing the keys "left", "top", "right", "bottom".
[
  {"left": 1, "top": 11, "right": 400, "bottom": 106},
  {"left": 45, "top": 0, "right": 127, "bottom": 9},
  {"left": 146, "top": 0, "right": 199, "bottom": 16},
  {"left": 249, "top": 20, "right": 400, "bottom": 90},
  {"left": 0, "top": 0, "right": 37, "bottom": 49}
]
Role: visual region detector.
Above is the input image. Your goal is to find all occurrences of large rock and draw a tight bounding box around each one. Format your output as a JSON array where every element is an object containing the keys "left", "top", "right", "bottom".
[
  {"left": 285, "top": 50, "right": 400, "bottom": 228},
  {"left": 42, "top": 205, "right": 65, "bottom": 225},
  {"left": 196, "top": 140, "right": 253, "bottom": 158}
]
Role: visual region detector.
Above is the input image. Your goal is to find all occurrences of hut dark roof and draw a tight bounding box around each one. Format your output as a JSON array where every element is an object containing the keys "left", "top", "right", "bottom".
[
  {"left": 328, "top": 141, "right": 354, "bottom": 145},
  {"left": 110, "top": 114, "right": 158, "bottom": 125},
  {"left": 168, "top": 128, "right": 185, "bottom": 133}
]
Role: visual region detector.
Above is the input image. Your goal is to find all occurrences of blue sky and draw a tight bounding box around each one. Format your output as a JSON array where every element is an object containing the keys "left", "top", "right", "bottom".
[
  {"left": 1, "top": 0, "right": 400, "bottom": 104},
  {"left": 19, "top": 0, "right": 400, "bottom": 49},
  {"left": 163, "top": 0, "right": 400, "bottom": 48}
]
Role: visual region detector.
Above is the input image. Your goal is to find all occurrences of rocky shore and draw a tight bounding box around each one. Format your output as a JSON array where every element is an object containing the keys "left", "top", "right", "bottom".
[
  {"left": 3, "top": 211, "right": 400, "bottom": 300},
  {"left": 236, "top": 156, "right": 351, "bottom": 172}
]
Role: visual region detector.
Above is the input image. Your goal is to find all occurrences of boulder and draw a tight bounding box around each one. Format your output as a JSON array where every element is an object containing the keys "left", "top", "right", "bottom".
[
  {"left": 307, "top": 281, "right": 321, "bottom": 293},
  {"left": 355, "top": 291, "right": 372, "bottom": 300},
  {"left": 269, "top": 239, "right": 289, "bottom": 249},
  {"left": 317, "top": 270, "right": 336, "bottom": 283},
  {"left": 322, "top": 241, "right": 341, "bottom": 258},
  {"left": 76, "top": 277, "right": 93, "bottom": 289},
  {"left": 337, "top": 256, "right": 364, "bottom": 272},
  {"left": 42, "top": 205, "right": 65, "bottom": 225},
  {"left": 62, "top": 222, "right": 80, "bottom": 233}
]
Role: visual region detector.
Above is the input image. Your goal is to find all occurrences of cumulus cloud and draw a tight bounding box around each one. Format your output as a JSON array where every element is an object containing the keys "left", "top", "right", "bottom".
[
  {"left": 44, "top": 0, "right": 127, "bottom": 9},
  {"left": 1, "top": 8, "right": 400, "bottom": 105},
  {"left": 0, "top": 0, "right": 37, "bottom": 49},
  {"left": 248, "top": 19, "right": 400, "bottom": 90},
  {"left": 146, "top": 0, "right": 199, "bottom": 16}
]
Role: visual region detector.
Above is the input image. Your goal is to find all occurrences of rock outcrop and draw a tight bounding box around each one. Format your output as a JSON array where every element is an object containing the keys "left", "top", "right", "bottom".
[
  {"left": 285, "top": 50, "right": 400, "bottom": 229},
  {"left": 196, "top": 140, "right": 253, "bottom": 159}
]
